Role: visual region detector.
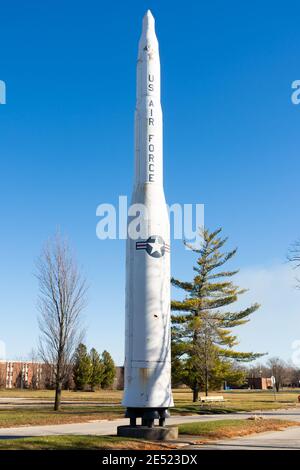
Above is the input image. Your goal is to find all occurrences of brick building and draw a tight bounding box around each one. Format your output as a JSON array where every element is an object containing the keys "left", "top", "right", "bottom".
[
  {"left": 247, "top": 377, "right": 273, "bottom": 390},
  {"left": 0, "top": 361, "right": 124, "bottom": 390},
  {"left": 0, "top": 361, "right": 51, "bottom": 389}
]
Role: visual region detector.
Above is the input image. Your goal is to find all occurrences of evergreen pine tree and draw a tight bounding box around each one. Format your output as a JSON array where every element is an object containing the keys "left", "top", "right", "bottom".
[
  {"left": 89, "top": 348, "right": 104, "bottom": 391},
  {"left": 101, "top": 350, "right": 116, "bottom": 389},
  {"left": 171, "top": 227, "right": 264, "bottom": 401},
  {"left": 73, "top": 343, "right": 92, "bottom": 391}
]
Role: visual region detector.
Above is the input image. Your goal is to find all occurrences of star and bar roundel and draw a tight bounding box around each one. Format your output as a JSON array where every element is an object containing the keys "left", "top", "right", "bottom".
[{"left": 136, "top": 235, "right": 170, "bottom": 258}]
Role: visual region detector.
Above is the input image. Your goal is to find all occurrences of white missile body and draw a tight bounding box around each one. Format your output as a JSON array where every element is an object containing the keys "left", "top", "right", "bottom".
[{"left": 123, "top": 11, "right": 174, "bottom": 410}]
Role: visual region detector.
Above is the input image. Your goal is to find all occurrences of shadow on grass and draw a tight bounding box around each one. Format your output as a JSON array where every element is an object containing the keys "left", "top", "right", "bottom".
[
  {"left": 0, "top": 435, "right": 34, "bottom": 440},
  {"left": 0, "top": 435, "right": 173, "bottom": 450}
]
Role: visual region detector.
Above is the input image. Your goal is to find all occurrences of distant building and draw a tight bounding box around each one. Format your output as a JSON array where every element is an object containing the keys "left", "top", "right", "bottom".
[
  {"left": 247, "top": 377, "right": 273, "bottom": 390},
  {"left": 0, "top": 360, "right": 48, "bottom": 389},
  {"left": 0, "top": 361, "right": 124, "bottom": 390}
]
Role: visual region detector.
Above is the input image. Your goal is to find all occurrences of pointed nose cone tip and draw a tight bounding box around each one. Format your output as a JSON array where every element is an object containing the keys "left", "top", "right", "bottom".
[
  {"left": 142, "top": 9, "right": 155, "bottom": 32},
  {"left": 146, "top": 9, "right": 154, "bottom": 19}
]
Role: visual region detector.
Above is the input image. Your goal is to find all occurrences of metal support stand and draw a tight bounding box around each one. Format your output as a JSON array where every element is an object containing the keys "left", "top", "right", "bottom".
[{"left": 117, "top": 408, "right": 178, "bottom": 441}]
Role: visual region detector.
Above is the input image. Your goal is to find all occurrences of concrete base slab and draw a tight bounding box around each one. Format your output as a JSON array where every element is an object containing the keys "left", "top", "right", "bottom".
[{"left": 117, "top": 425, "right": 178, "bottom": 441}]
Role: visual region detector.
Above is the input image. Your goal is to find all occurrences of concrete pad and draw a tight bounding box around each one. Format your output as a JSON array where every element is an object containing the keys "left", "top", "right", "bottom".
[{"left": 117, "top": 425, "right": 178, "bottom": 441}]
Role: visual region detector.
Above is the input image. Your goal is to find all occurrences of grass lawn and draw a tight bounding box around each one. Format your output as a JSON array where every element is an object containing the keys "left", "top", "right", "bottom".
[
  {"left": 178, "top": 418, "right": 297, "bottom": 441},
  {"left": 0, "top": 389, "right": 299, "bottom": 428},
  {"left": 1, "top": 388, "right": 299, "bottom": 410},
  {"left": 0, "top": 418, "right": 296, "bottom": 449},
  {"left": 0, "top": 388, "right": 122, "bottom": 402},
  {"left": 173, "top": 388, "right": 300, "bottom": 413},
  {"left": 0, "top": 435, "right": 176, "bottom": 450},
  {"left": 0, "top": 406, "right": 124, "bottom": 428}
]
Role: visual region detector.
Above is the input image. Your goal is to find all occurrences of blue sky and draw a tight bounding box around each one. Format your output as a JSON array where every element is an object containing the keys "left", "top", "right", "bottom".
[{"left": 1, "top": 0, "right": 300, "bottom": 365}]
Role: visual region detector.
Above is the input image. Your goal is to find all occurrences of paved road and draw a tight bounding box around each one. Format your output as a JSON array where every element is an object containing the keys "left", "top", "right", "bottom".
[
  {"left": 0, "top": 409, "right": 300, "bottom": 440},
  {"left": 198, "top": 425, "right": 300, "bottom": 450}
]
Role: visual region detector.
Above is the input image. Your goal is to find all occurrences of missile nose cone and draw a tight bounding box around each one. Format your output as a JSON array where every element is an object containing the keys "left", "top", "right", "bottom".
[
  {"left": 142, "top": 9, "right": 155, "bottom": 32},
  {"left": 138, "top": 10, "right": 158, "bottom": 61}
]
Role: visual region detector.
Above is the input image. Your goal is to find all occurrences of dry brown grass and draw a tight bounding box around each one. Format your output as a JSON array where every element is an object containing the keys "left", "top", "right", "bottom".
[
  {"left": 107, "top": 440, "right": 177, "bottom": 450},
  {"left": 178, "top": 418, "right": 298, "bottom": 443},
  {"left": 1, "top": 388, "right": 300, "bottom": 411},
  {"left": 0, "top": 406, "right": 124, "bottom": 428},
  {"left": 0, "top": 419, "right": 296, "bottom": 450},
  {"left": 0, "top": 388, "right": 299, "bottom": 429},
  {"left": 0, "top": 435, "right": 177, "bottom": 450}
]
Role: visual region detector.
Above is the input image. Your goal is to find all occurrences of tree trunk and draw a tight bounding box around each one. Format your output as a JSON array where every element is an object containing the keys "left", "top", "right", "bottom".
[
  {"left": 205, "top": 367, "right": 209, "bottom": 397},
  {"left": 54, "top": 382, "right": 62, "bottom": 411},
  {"left": 193, "top": 383, "right": 199, "bottom": 402}
]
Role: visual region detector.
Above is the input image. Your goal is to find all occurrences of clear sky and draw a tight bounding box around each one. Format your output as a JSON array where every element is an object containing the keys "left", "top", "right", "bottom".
[{"left": 1, "top": 0, "right": 300, "bottom": 365}]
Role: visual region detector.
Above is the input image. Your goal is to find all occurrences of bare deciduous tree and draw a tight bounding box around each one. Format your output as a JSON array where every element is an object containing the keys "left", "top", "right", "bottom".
[
  {"left": 267, "top": 357, "right": 286, "bottom": 392},
  {"left": 36, "top": 233, "right": 88, "bottom": 410},
  {"left": 287, "top": 239, "right": 300, "bottom": 268},
  {"left": 0, "top": 364, "right": 6, "bottom": 389},
  {"left": 28, "top": 348, "right": 39, "bottom": 390},
  {"left": 287, "top": 240, "right": 300, "bottom": 288}
]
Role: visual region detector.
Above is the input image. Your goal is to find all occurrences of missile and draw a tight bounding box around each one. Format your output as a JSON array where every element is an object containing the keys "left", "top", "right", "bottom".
[{"left": 122, "top": 10, "right": 174, "bottom": 427}]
